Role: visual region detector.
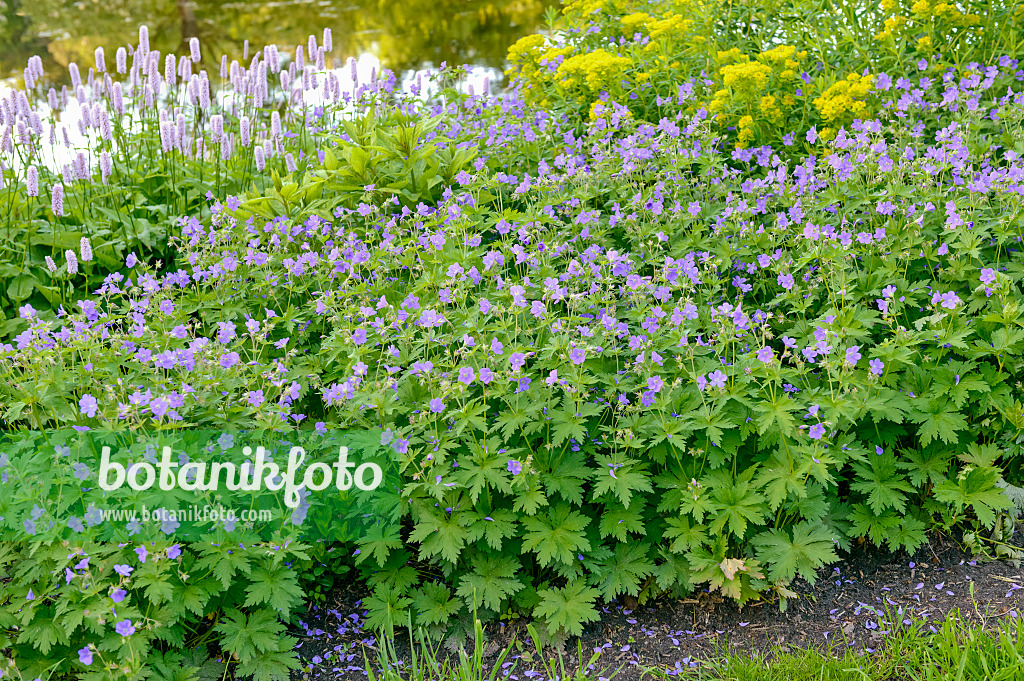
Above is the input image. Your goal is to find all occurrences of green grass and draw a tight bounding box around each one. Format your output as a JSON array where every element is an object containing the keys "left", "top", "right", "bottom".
[{"left": 358, "top": 610, "right": 1024, "bottom": 681}]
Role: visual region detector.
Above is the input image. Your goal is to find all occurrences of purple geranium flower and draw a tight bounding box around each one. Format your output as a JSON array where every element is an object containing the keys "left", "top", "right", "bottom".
[{"left": 79, "top": 394, "right": 98, "bottom": 418}]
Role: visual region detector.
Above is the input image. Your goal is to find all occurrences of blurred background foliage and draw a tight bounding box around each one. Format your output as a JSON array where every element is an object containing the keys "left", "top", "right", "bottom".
[{"left": 0, "top": 0, "right": 554, "bottom": 81}]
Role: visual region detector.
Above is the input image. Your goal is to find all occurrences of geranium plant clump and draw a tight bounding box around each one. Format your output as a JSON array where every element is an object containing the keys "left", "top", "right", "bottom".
[{"left": 2, "top": 10, "right": 1024, "bottom": 681}]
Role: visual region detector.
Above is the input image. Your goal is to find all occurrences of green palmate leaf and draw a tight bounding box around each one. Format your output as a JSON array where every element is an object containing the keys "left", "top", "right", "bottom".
[
  {"left": 959, "top": 442, "right": 1003, "bottom": 469},
  {"left": 513, "top": 479, "right": 550, "bottom": 515},
  {"left": 591, "top": 454, "right": 652, "bottom": 508},
  {"left": 412, "top": 582, "right": 462, "bottom": 626},
  {"left": 898, "top": 447, "right": 952, "bottom": 487},
  {"left": 455, "top": 554, "right": 524, "bottom": 611},
  {"left": 848, "top": 504, "right": 902, "bottom": 546},
  {"left": 599, "top": 503, "right": 647, "bottom": 541},
  {"left": 589, "top": 542, "right": 655, "bottom": 601},
  {"left": 364, "top": 585, "right": 414, "bottom": 634},
  {"left": 751, "top": 522, "right": 839, "bottom": 585},
  {"left": 887, "top": 515, "right": 929, "bottom": 552},
  {"left": 456, "top": 437, "right": 514, "bottom": 503},
  {"left": 171, "top": 582, "right": 209, "bottom": 618},
  {"left": 409, "top": 505, "right": 469, "bottom": 564},
  {"left": 533, "top": 580, "right": 601, "bottom": 636},
  {"left": 753, "top": 395, "right": 798, "bottom": 437},
  {"left": 236, "top": 647, "right": 301, "bottom": 681},
  {"left": 541, "top": 450, "right": 591, "bottom": 505},
  {"left": 356, "top": 522, "right": 404, "bottom": 567},
  {"left": 756, "top": 446, "right": 808, "bottom": 511},
  {"left": 134, "top": 563, "right": 174, "bottom": 606},
  {"left": 663, "top": 515, "right": 709, "bottom": 553},
  {"left": 465, "top": 508, "right": 519, "bottom": 551},
  {"left": 195, "top": 544, "right": 253, "bottom": 589},
  {"left": 704, "top": 465, "right": 766, "bottom": 538},
  {"left": 550, "top": 395, "right": 590, "bottom": 446},
  {"left": 850, "top": 454, "right": 914, "bottom": 515},
  {"left": 243, "top": 564, "right": 304, "bottom": 616},
  {"left": 908, "top": 401, "right": 968, "bottom": 446},
  {"left": 687, "top": 402, "right": 736, "bottom": 445},
  {"left": 20, "top": 616, "right": 65, "bottom": 655},
  {"left": 933, "top": 467, "right": 1014, "bottom": 528},
  {"left": 652, "top": 547, "right": 694, "bottom": 591},
  {"left": 366, "top": 558, "right": 420, "bottom": 593},
  {"left": 521, "top": 503, "right": 592, "bottom": 567},
  {"left": 214, "top": 608, "right": 287, "bottom": 664}
]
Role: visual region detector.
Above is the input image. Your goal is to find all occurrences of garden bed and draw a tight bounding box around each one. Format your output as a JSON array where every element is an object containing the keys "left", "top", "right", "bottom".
[{"left": 292, "top": 531, "right": 1024, "bottom": 679}]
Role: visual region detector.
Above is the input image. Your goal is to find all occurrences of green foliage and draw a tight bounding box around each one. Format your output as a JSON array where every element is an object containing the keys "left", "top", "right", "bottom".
[
  {"left": 3, "top": 0, "right": 1024, "bottom": 669},
  {"left": 0, "top": 540, "right": 309, "bottom": 680}
]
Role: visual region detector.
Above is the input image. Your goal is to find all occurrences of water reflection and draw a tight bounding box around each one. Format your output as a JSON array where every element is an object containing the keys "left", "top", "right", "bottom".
[{"left": 0, "top": 0, "right": 553, "bottom": 83}]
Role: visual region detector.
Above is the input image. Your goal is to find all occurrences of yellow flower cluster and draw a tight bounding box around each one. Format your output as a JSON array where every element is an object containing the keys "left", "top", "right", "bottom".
[
  {"left": 507, "top": 34, "right": 547, "bottom": 67},
  {"left": 621, "top": 11, "right": 692, "bottom": 38},
  {"left": 759, "top": 94, "right": 783, "bottom": 122},
  {"left": 564, "top": 0, "right": 608, "bottom": 17},
  {"left": 758, "top": 44, "right": 797, "bottom": 65},
  {"left": 876, "top": 0, "right": 982, "bottom": 39},
  {"left": 813, "top": 72, "right": 875, "bottom": 122},
  {"left": 707, "top": 88, "right": 729, "bottom": 113},
  {"left": 737, "top": 115, "right": 755, "bottom": 145},
  {"left": 556, "top": 48, "right": 632, "bottom": 91},
  {"left": 717, "top": 48, "right": 745, "bottom": 65},
  {"left": 505, "top": 34, "right": 549, "bottom": 98},
  {"left": 621, "top": 11, "right": 654, "bottom": 32},
  {"left": 720, "top": 60, "right": 773, "bottom": 98},
  {"left": 876, "top": 14, "right": 908, "bottom": 38}
]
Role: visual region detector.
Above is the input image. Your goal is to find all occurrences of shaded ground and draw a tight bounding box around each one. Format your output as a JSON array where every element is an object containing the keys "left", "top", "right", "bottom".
[{"left": 289, "top": 533, "right": 1024, "bottom": 680}]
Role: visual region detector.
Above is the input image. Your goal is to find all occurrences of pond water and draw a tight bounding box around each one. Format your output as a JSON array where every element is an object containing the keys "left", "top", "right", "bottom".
[{"left": 0, "top": 0, "right": 553, "bottom": 85}]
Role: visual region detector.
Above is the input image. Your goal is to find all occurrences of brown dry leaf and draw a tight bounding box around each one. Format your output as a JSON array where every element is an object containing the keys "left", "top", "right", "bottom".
[{"left": 720, "top": 557, "right": 747, "bottom": 580}]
